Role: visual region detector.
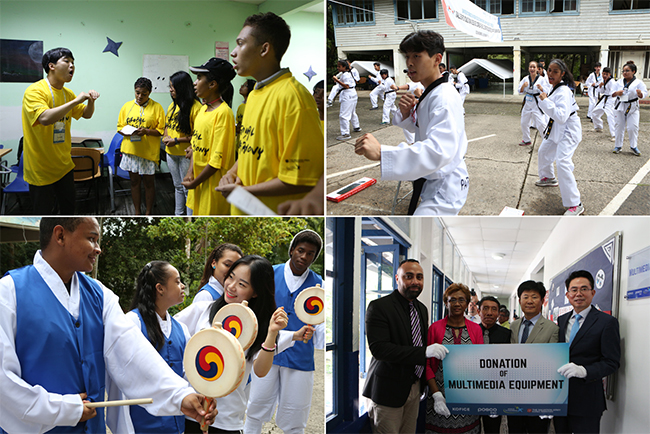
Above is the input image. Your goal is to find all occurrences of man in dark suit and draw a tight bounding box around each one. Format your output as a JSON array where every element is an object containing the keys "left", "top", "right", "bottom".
[
  {"left": 555, "top": 270, "right": 621, "bottom": 434},
  {"left": 362, "top": 259, "right": 448, "bottom": 433},
  {"left": 478, "top": 296, "right": 511, "bottom": 434}
]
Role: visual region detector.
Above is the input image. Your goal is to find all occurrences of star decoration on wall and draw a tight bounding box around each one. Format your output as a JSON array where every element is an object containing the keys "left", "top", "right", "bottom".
[
  {"left": 103, "top": 37, "right": 122, "bottom": 57},
  {"left": 303, "top": 65, "right": 317, "bottom": 81}
]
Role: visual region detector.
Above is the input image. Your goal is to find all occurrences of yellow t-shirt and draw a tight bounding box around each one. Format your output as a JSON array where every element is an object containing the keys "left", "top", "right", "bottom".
[
  {"left": 235, "top": 102, "right": 246, "bottom": 151},
  {"left": 117, "top": 99, "right": 165, "bottom": 162},
  {"left": 165, "top": 99, "right": 203, "bottom": 156},
  {"left": 21, "top": 79, "right": 86, "bottom": 186},
  {"left": 188, "top": 102, "right": 236, "bottom": 215},
  {"left": 234, "top": 71, "right": 324, "bottom": 214}
]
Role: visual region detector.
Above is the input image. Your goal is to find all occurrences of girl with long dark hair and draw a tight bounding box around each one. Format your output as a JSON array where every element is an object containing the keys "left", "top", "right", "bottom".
[
  {"left": 126, "top": 261, "right": 190, "bottom": 433},
  {"left": 182, "top": 58, "right": 237, "bottom": 215},
  {"left": 192, "top": 242, "right": 243, "bottom": 303},
  {"left": 611, "top": 61, "right": 648, "bottom": 156},
  {"left": 174, "top": 255, "right": 313, "bottom": 433},
  {"left": 162, "top": 71, "right": 202, "bottom": 215},
  {"left": 534, "top": 59, "right": 584, "bottom": 215}
]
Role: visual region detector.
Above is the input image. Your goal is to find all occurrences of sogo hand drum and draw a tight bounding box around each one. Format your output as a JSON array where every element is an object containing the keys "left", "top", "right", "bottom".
[
  {"left": 294, "top": 284, "right": 325, "bottom": 342},
  {"left": 183, "top": 322, "right": 246, "bottom": 431},
  {"left": 213, "top": 300, "right": 258, "bottom": 351}
]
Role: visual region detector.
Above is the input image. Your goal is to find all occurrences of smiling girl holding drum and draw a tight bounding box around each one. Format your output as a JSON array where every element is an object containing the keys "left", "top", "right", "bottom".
[{"left": 175, "top": 255, "right": 313, "bottom": 433}]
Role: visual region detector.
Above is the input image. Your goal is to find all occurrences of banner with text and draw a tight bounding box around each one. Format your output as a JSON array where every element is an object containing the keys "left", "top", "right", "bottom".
[
  {"left": 627, "top": 246, "right": 650, "bottom": 300},
  {"left": 443, "top": 343, "right": 569, "bottom": 415},
  {"left": 442, "top": 0, "right": 503, "bottom": 43}
]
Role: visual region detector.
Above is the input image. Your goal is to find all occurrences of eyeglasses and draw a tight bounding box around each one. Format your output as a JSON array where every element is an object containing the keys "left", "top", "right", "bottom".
[
  {"left": 567, "top": 287, "right": 593, "bottom": 295},
  {"left": 448, "top": 298, "right": 467, "bottom": 305}
]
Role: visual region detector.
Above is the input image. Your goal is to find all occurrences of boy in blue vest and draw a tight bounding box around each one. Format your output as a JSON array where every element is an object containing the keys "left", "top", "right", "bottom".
[
  {"left": 244, "top": 229, "right": 322, "bottom": 434},
  {"left": 0, "top": 217, "right": 216, "bottom": 433}
]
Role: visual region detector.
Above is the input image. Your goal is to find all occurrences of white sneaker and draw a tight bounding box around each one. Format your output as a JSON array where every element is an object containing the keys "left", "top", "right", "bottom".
[
  {"left": 535, "top": 177, "right": 559, "bottom": 187},
  {"left": 564, "top": 204, "right": 585, "bottom": 216},
  {"left": 336, "top": 134, "right": 352, "bottom": 141},
  {"left": 610, "top": 137, "right": 616, "bottom": 142}
]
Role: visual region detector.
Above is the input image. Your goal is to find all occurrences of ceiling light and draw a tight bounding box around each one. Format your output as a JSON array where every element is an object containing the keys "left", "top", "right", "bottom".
[{"left": 492, "top": 252, "right": 506, "bottom": 260}]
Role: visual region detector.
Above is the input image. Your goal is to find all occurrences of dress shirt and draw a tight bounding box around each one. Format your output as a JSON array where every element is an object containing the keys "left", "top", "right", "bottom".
[
  {"left": 565, "top": 305, "right": 592, "bottom": 343},
  {"left": 518, "top": 312, "right": 542, "bottom": 343}
]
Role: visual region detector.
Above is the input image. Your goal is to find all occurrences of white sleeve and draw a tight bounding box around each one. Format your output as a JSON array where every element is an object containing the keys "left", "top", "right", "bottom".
[
  {"left": 392, "top": 107, "right": 416, "bottom": 133},
  {"left": 313, "top": 323, "right": 325, "bottom": 350},
  {"left": 539, "top": 87, "right": 574, "bottom": 123},
  {"left": 518, "top": 77, "right": 529, "bottom": 94},
  {"left": 585, "top": 73, "right": 595, "bottom": 87},
  {"left": 382, "top": 98, "right": 465, "bottom": 181},
  {"left": 102, "top": 284, "right": 196, "bottom": 417},
  {"left": 636, "top": 81, "right": 648, "bottom": 99},
  {"left": 174, "top": 301, "right": 211, "bottom": 335},
  {"left": 0, "top": 275, "right": 84, "bottom": 433},
  {"left": 192, "top": 290, "right": 214, "bottom": 304},
  {"left": 124, "top": 310, "right": 141, "bottom": 328}
]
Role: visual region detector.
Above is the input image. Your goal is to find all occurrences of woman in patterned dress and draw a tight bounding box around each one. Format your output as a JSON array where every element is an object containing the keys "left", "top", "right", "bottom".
[{"left": 425, "top": 283, "right": 484, "bottom": 433}]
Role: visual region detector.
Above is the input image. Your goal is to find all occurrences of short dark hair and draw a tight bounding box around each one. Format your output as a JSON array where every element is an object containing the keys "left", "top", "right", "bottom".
[
  {"left": 245, "top": 78, "right": 256, "bottom": 93},
  {"left": 443, "top": 283, "right": 471, "bottom": 304},
  {"left": 499, "top": 307, "right": 510, "bottom": 316},
  {"left": 439, "top": 63, "right": 446, "bottom": 69},
  {"left": 373, "top": 62, "right": 380, "bottom": 66},
  {"left": 39, "top": 217, "right": 87, "bottom": 250},
  {"left": 290, "top": 230, "right": 322, "bottom": 254},
  {"left": 398, "top": 258, "right": 420, "bottom": 268},
  {"left": 134, "top": 77, "right": 152, "bottom": 92},
  {"left": 478, "top": 296, "right": 500, "bottom": 310},
  {"left": 42, "top": 47, "right": 74, "bottom": 74},
  {"left": 380, "top": 69, "right": 389, "bottom": 76},
  {"left": 244, "top": 12, "right": 291, "bottom": 62},
  {"left": 313, "top": 80, "right": 324, "bottom": 92},
  {"left": 594, "top": 62, "right": 602, "bottom": 68},
  {"left": 517, "top": 280, "right": 546, "bottom": 299},
  {"left": 565, "top": 270, "right": 594, "bottom": 291},
  {"left": 399, "top": 30, "right": 445, "bottom": 57},
  {"left": 603, "top": 66, "right": 612, "bottom": 74}
]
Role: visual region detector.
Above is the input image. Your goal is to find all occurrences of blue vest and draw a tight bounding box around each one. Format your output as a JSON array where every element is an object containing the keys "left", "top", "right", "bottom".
[
  {"left": 8, "top": 265, "right": 105, "bottom": 434},
  {"left": 272, "top": 264, "right": 322, "bottom": 371},
  {"left": 129, "top": 309, "right": 185, "bottom": 434},
  {"left": 197, "top": 282, "right": 221, "bottom": 301}
]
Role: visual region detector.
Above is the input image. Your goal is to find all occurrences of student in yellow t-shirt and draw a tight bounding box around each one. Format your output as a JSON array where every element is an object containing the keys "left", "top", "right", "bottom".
[
  {"left": 162, "top": 71, "right": 202, "bottom": 216},
  {"left": 21, "top": 47, "right": 99, "bottom": 215},
  {"left": 313, "top": 80, "right": 325, "bottom": 127},
  {"left": 216, "top": 12, "right": 324, "bottom": 215},
  {"left": 181, "top": 58, "right": 236, "bottom": 215},
  {"left": 117, "top": 77, "right": 165, "bottom": 215},
  {"left": 235, "top": 79, "right": 256, "bottom": 157}
]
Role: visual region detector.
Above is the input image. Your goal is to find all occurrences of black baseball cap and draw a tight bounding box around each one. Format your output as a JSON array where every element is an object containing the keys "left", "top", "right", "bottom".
[{"left": 190, "top": 57, "right": 233, "bottom": 74}]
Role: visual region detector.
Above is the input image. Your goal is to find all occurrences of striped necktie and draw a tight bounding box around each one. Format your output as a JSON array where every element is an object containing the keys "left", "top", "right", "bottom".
[
  {"left": 520, "top": 319, "right": 532, "bottom": 343},
  {"left": 568, "top": 313, "right": 582, "bottom": 344},
  {"left": 410, "top": 302, "right": 424, "bottom": 378}
]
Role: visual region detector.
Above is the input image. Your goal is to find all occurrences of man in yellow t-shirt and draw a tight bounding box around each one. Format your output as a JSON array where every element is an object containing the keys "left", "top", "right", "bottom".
[
  {"left": 216, "top": 12, "right": 324, "bottom": 215},
  {"left": 21, "top": 47, "right": 99, "bottom": 215}
]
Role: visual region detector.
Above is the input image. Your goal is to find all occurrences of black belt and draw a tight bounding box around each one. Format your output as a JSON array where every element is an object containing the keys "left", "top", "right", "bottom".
[
  {"left": 384, "top": 90, "right": 396, "bottom": 96},
  {"left": 543, "top": 111, "right": 576, "bottom": 139},
  {"left": 408, "top": 178, "right": 426, "bottom": 215},
  {"left": 615, "top": 97, "right": 638, "bottom": 115}
]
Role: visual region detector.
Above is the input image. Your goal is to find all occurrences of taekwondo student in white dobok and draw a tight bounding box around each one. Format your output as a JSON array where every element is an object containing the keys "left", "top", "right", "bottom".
[
  {"left": 0, "top": 217, "right": 216, "bottom": 434},
  {"left": 245, "top": 230, "right": 324, "bottom": 434},
  {"left": 591, "top": 66, "right": 618, "bottom": 140},
  {"left": 611, "top": 60, "right": 648, "bottom": 156},
  {"left": 369, "top": 63, "right": 385, "bottom": 110},
  {"left": 326, "top": 72, "right": 341, "bottom": 107},
  {"left": 535, "top": 59, "right": 584, "bottom": 216},
  {"left": 518, "top": 60, "right": 551, "bottom": 146},
  {"left": 585, "top": 62, "right": 603, "bottom": 120},
  {"left": 355, "top": 30, "right": 469, "bottom": 216},
  {"left": 396, "top": 79, "right": 425, "bottom": 144},
  {"left": 450, "top": 65, "right": 470, "bottom": 104},
  {"left": 377, "top": 69, "right": 398, "bottom": 125},
  {"left": 333, "top": 60, "right": 361, "bottom": 141}
]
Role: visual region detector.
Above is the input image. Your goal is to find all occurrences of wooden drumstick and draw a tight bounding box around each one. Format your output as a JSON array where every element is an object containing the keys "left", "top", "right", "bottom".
[{"left": 85, "top": 398, "right": 153, "bottom": 408}]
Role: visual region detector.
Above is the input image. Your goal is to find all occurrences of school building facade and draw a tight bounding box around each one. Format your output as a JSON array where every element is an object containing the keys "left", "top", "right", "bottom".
[{"left": 331, "top": 0, "right": 650, "bottom": 93}]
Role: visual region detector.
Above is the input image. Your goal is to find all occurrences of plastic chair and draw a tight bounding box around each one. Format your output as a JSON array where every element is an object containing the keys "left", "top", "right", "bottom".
[
  {"left": 105, "top": 132, "right": 131, "bottom": 212},
  {"left": 1, "top": 152, "right": 29, "bottom": 215},
  {"left": 71, "top": 147, "right": 102, "bottom": 214}
]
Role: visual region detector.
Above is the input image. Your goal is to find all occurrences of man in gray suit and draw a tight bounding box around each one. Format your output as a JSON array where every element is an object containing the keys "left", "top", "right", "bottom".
[{"left": 508, "top": 280, "right": 559, "bottom": 434}]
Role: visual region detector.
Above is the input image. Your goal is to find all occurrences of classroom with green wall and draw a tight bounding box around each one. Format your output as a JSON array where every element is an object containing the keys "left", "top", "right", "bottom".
[{"left": 0, "top": 0, "right": 325, "bottom": 169}]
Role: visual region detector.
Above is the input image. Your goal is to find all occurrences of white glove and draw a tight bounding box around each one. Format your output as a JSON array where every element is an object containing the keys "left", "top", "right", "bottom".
[
  {"left": 426, "top": 343, "right": 449, "bottom": 360},
  {"left": 557, "top": 362, "right": 587, "bottom": 379},
  {"left": 489, "top": 414, "right": 498, "bottom": 418},
  {"left": 539, "top": 415, "right": 554, "bottom": 419},
  {"left": 432, "top": 391, "right": 451, "bottom": 417}
]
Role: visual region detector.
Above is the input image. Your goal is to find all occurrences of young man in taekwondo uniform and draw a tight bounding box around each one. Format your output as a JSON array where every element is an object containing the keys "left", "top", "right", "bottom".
[
  {"left": 244, "top": 229, "right": 323, "bottom": 434},
  {"left": 0, "top": 217, "right": 217, "bottom": 434},
  {"left": 21, "top": 47, "right": 99, "bottom": 215},
  {"left": 217, "top": 12, "right": 324, "bottom": 215},
  {"left": 354, "top": 30, "right": 469, "bottom": 216}
]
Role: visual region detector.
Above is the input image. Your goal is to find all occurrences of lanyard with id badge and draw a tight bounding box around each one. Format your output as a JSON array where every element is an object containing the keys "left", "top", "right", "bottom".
[{"left": 48, "top": 80, "right": 67, "bottom": 144}]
